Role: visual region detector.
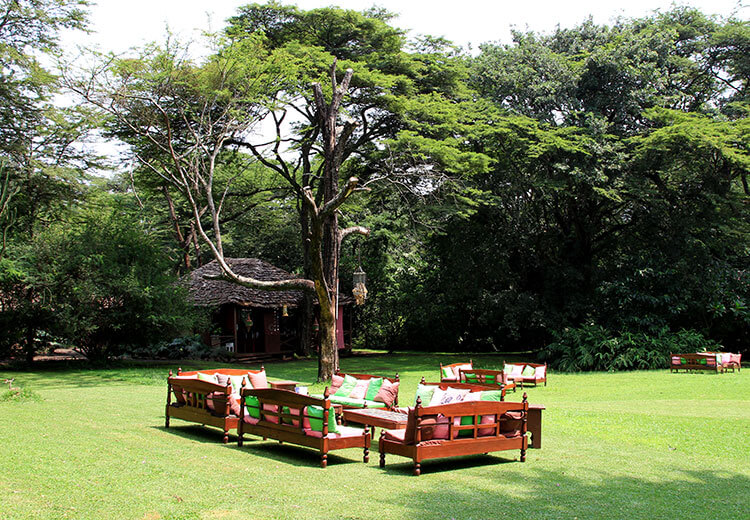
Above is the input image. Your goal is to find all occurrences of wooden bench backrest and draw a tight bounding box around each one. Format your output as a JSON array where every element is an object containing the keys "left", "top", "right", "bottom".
[
  {"left": 419, "top": 379, "right": 506, "bottom": 399},
  {"left": 167, "top": 376, "right": 232, "bottom": 415},
  {"left": 459, "top": 369, "right": 505, "bottom": 385},
  {"left": 242, "top": 388, "right": 335, "bottom": 436},
  {"left": 334, "top": 371, "right": 399, "bottom": 384},
  {"left": 414, "top": 399, "right": 528, "bottom": 442},
  {"left": 174, "top": 368, "right": 265, "bottom": 377}
]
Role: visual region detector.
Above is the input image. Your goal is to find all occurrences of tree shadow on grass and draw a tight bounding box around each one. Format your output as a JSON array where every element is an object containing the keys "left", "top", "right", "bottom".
[
  {"left": 395, "top": 465, "right": 750, "bottom": 520},
  {"left": 379, "top": 452, "right": 519, "bottom": 476},
  {"left": 227, "top": 440, "right": 364, "bottom": 468},
  {"left": 153, "top": 424, "right": 235, "bottom": 444}
]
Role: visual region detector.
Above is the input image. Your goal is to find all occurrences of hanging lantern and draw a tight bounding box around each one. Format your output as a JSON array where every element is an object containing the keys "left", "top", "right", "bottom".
[
  {"left": 282, "top": 304, "right": 289, "bottom": 317},
  {"left": 352, "top": 266, "right": 368, "bottom": 305}
]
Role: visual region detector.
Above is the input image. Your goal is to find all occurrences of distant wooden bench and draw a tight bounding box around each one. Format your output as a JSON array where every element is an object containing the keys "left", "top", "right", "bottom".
[
  {"left": 459, "top": 368, "right": 516, "bottom": 392},
  {"left": 670, "top": 352, "right": 742, "bottom": 373}
]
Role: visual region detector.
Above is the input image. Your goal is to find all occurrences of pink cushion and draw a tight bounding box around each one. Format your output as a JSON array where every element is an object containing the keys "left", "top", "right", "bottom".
[
  {"left": 374, "top": 380, "right": 399, "bottom": 407},
  {"left": 383, "top": 428, "right": 406, "bottom": 442},
  {"left": 348, "top": 379, "right": 370, "bottom": 400},
  {"left": 248, "top": 370, "right": 268, "bottom": 389},
  {"left": 478, "top": 414, "right": 497, "bottom": 436},
  {"left": 262, "top": 403, "right": 279, "bottom": 423},
  {"left": 242, "top": 414, "right": 259, "bottom": 425},
  {"left": 432, "top": 415, "right": 450, "bottom": 439},
  {"left": 329, "top": 374, "right": 344, "bottom": 394},
  {"left": 451, "top": 364, "right": 472, "bottom": 380}
]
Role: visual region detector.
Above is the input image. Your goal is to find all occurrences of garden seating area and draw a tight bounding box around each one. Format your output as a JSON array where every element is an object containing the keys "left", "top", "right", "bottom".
[
  {"left": 164, "top": 365, "right": 531, "bottom": 473},
  {"left": 1, "top": 355, "right": 748, "bottom": 519},
  {"left": 670, "top": 352, "right": 742, "bottom": 373}
]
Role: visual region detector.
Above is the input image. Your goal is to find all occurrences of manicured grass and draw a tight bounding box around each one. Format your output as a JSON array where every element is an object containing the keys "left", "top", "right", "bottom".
[{"left": 1, "top": 354, "right": 748, "bottom": 520}]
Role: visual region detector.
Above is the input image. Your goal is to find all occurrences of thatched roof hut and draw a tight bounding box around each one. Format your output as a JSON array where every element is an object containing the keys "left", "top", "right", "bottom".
[{"left": 188, "top": 258, "right": 304, "bottom": 309}]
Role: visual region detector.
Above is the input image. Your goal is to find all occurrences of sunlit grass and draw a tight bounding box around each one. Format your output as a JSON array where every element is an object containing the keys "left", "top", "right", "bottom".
[{"left": 1, "top": 354, "right": 748, "bottom": 519}]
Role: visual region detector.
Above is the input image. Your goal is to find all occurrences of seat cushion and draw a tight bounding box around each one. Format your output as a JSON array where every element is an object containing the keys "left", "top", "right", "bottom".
[
  {"left": 383, "top": 428, "right": 406, "bottom": 442},
  {"left": 304, "top": 424, "right": 365, "bottom": 439}
]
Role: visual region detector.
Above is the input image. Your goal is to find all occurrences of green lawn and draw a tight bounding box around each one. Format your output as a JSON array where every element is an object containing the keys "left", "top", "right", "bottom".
[{"left": 1, "top": 354, "right": 748, "bottom": 520}]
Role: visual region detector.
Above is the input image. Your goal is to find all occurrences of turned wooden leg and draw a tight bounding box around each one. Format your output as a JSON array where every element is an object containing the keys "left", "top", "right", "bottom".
[
  {"left": 363, "top": 445, "right": 369, "bottom": 463},
  {"left": 238, "top": 432, "right": 243, "bottom": 447},
  {"left": 413, "top": 462, "right": 421, "bottom": 476},
  {"left": 520, "top": 448, "right": 526, "bottom": 462},
  {"left": 165, "top": 411, "right": 170, "bottom": 428},
  {"left": 379, "top": 451, "right": 385, "bottom": 468},
  {"left": 321, "top": 454, "right": 328, "bottom": 468},
  {"left": 223, "top": 428, "right": 229, "bottom": 444}
]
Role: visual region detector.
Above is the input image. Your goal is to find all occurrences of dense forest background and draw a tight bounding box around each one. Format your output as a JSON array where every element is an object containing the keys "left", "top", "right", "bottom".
[{"left": 1, "top": 1, "right": 747, "bottom": 371}]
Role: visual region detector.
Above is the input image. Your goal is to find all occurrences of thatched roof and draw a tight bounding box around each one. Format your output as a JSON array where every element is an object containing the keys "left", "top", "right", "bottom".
[{"left": 188, "top": 258, "right": 305, "bottom": 308}]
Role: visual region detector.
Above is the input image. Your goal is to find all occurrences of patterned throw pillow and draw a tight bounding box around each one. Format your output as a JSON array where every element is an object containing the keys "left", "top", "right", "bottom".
[
  {"left": 364, "top": 378, "right": 383, "bottom": 401},
  {"left": 441, "top": 366, "right": 454, "bottom": 379}
]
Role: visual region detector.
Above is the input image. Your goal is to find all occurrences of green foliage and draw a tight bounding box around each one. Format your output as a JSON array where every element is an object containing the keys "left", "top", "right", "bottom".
[
  {"left": 544, "top": 325, "right": 720, "bottom": 372},
  {"left": 25, "top": 206, "right": 203, "bottom": 361},
  {"left": 0, "top": 387, "right": 41, "bottom": 403}
]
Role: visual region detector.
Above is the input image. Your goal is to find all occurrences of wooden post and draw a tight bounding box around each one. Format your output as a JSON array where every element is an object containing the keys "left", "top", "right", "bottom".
[
  {"left": 165, "top": 370, "right": 172, "bottom": 428},
  {"left": 238, "top": 391, "right": 245, "bottom": 447},
  {"left": 379, "top": 430, "right": 386, "bottom": 468},
  {"left": 520, "top": 392, "right": 528, "bottom": 462}
]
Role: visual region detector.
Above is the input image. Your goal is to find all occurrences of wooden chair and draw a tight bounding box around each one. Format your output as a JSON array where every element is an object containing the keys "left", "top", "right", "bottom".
[{"left": 439, "top": 360, "right": 473, "bottom": 382}]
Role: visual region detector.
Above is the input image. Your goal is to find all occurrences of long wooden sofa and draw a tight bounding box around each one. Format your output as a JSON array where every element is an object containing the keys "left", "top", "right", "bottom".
[
  {"left": 670, "top": 352, "right": 742, "bottom": 373},
  {"left": 379, "top": 393, "right": 529, "bottom": 475},
  {"left": 165, "top": 367, "right": 268, "bottom": 443},
  {"left": 238, "top": 388, "right": 371, "bottom": 468}
]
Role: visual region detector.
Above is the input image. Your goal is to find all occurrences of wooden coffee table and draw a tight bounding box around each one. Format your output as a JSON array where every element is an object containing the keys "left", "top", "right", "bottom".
[
  {"left": 269, "top": 380, "right": 298, "bottom": 391},
  {"left": 528, "top": 404, "right": 545, "bottom": 449},
  {"left": 342, "top": 408, "right": 408, "bottom": 437}
]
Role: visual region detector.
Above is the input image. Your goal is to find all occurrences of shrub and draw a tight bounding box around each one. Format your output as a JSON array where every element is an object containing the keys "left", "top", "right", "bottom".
[{"left": 543, "top": 325, "right": 721, "bottom": 372}]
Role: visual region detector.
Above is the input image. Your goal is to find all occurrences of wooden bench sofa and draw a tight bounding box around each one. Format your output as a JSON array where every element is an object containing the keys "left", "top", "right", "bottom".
[
  {"left": 238, "top": 388, "right": 371, "bottom": 468},
  {"left": 504, "top": 362, "right": 547, "bottom": 387},
  {"left": 323, "top": 371, "right": 400, "bottom": 410},
  {"left": 439, "top": 361, "right": 473, "bottom": 383},
  {"left": 459, "top": 368, "right": 516, "bottom": 392},
  {"left": 165, "top": 367, "right": 269, "bottom": 443},
  {"left": 379, "top": 393, "right": 529, "bottom": 475},
  {"left": 670, "top": 352, "right": 742, "bottom": 373}
]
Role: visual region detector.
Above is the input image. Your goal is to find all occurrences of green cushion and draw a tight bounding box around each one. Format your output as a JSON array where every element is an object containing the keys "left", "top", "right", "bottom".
[
  {"left": 333, "top": 374, "right": 358, "bottom": 397},
  {"left": 459, "top": 415, "right": 475, "bottom": 437},
  {"left": 306, "top": 405, "right": 338, "bottom": 434},
  {"left": 485, "top": 374, "right": 498, "bottom": 384},
  {"left": 699, "top": 358, "right": 707, "bottom": 365},
  {"left": 522, "top": 365, "right": 536, "bottom": 377},
  {"left": 480, "top": 390, "right": 504, "bottom": 401},
  {"left": 196, "top": 372, "right": 216, "bottom": 383},
  {"left": 364, "top": 378, "right": 383, "bottom": 401},
  {"left": 245, "top": 395, "right": 261, "bottom": 419},
  {"left": 465, "top": 373, "right": 478, "bottom": 383},
  {"left": 415, "top": 384, "right": 436, "bottom": 406},
  {"left": 327, "top": 396, "right": 387, "bottom": 408},
  {"left": 680, "top": 358, "right": 687, "bottom": 364},
  {"left": 441, "top": 367, "right": 453, "bottom": 379}
]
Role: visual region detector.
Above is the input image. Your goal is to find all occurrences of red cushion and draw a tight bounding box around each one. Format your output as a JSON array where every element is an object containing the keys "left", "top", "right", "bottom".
[{"left": 383, "top": 429, "right": 406, "bottom": 442}]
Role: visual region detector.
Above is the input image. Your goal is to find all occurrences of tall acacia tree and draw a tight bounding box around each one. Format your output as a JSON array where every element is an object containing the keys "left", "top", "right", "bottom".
[{"left": 66, "top": 37, "right": 375, "bottom": 379}]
